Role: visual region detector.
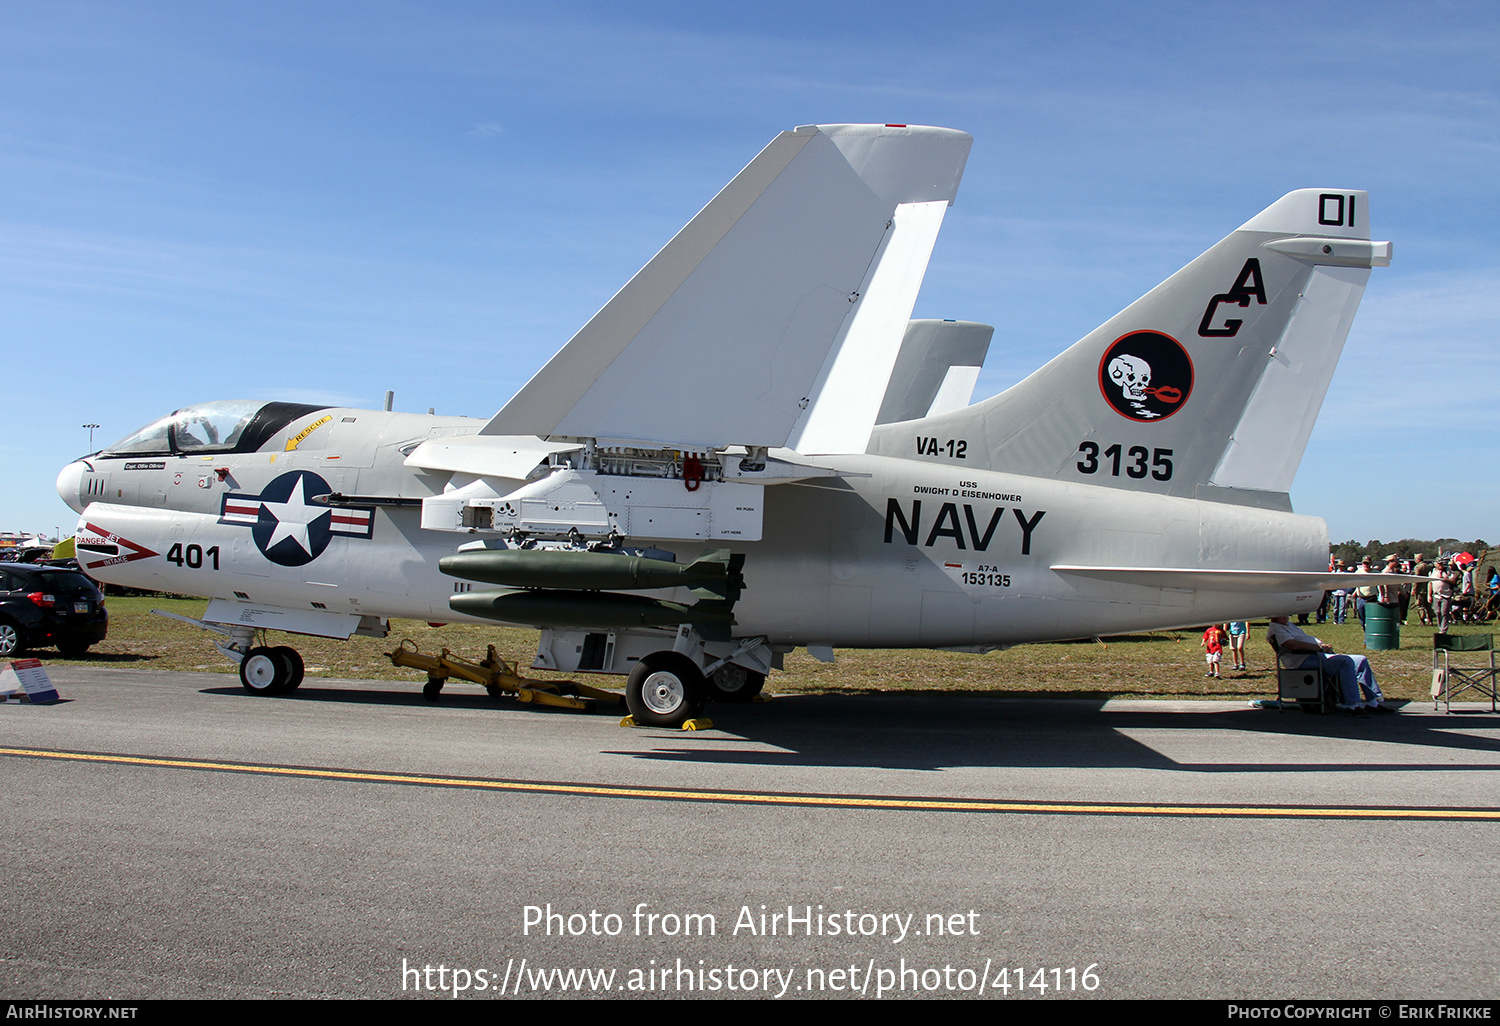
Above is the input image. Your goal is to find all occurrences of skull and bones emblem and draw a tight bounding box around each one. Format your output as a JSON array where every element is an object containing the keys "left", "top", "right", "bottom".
[
  {"left": 1107, "top": 354, "right": 1157, "bottom": 416},
  {"left": 1098, "top": 330, "right": 1191, "bottom": 422}
]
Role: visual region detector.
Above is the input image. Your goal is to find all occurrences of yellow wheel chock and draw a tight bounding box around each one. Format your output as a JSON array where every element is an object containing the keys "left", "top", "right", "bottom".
[{"left": 619, "top": 715, "right": 716, "bottom": 730}]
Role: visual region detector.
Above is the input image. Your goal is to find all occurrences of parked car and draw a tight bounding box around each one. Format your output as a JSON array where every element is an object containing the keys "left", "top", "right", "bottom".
[
  {"left": 0, "top": 546, "right": 55, "bottom": 564},
  {"left": 0, "top": 563, "right": 108, "bottom": 658}
]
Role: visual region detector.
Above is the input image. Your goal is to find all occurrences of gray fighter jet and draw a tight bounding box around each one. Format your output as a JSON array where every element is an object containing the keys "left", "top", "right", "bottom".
[{"left": 57, "top": 124, "right": 1393, "bottom": 726}]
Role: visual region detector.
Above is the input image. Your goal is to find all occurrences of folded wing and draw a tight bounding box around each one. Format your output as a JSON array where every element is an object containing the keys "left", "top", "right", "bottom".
[{"left": 482, "top": 124, "right": 973, "bottom": 452}]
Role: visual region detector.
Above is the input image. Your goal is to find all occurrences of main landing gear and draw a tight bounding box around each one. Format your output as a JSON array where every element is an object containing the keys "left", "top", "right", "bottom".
[
  {"left": 705, "top": 661, "right": 766, "bottom": 703},
  {"left": 620, "top": 652, "right": 765, "bottom": 726},
  {"left": 528, "top": 626, "right": 774, "bottom": 728},
  {"left": 624, "top": 652, "right": 708, "bottom": 727}
]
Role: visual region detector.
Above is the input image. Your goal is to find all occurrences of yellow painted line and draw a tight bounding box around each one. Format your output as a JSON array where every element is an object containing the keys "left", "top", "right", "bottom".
[{"left": 2, "top": 746, "right": 1497, "bottom": 820}]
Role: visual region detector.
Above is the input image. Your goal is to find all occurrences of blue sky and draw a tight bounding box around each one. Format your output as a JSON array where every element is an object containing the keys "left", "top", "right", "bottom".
[{"left": 3, "top": 1, "right": 1495, "bottom": 545}]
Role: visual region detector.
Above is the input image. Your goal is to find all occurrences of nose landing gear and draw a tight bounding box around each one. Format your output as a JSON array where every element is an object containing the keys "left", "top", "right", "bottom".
[{"left": 238, "top": 645, "right": 304, "bottom": 694}]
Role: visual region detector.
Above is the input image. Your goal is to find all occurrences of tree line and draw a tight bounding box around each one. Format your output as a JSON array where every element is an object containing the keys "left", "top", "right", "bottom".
[{"left": 1330, "top": 538, "right": 1490, "bottom": 564}]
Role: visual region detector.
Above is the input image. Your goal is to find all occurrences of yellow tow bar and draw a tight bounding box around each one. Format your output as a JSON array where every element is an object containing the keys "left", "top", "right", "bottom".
[{"left": 386, "top": 640, "right": 624, "bottom": 711}]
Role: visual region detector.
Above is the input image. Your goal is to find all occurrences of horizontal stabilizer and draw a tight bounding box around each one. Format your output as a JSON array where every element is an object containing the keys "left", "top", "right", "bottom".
[
  {"left": 483, "top": 124, "right": 972, "bottom": 450},
  {"left": 874, "top": 319, "right": 993, "bottom": 425},
  {"left": 1053, "top": 565, "right": 1427, "bottom": 594}
]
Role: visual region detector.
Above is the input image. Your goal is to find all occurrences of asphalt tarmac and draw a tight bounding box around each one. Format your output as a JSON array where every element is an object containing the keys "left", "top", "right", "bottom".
[{"left": 2, "top": 666, "right": 1497, "bottom": 1001}]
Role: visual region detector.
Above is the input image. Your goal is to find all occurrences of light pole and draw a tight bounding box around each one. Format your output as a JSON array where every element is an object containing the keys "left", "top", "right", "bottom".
[{"left": 83, "top": 423, "right": 99, "bottom": 448}]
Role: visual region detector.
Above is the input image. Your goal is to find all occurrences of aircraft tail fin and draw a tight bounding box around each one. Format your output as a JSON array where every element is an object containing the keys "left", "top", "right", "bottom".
[
  {"left": 869, "top": 190, "right": 1390, "bottom": 505},
  {"left": 483, "top": 124, "right": 972, "bottom": 452}
]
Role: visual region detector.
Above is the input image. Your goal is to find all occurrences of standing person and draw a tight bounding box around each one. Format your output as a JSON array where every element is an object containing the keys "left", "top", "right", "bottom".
[
  {"left": 1226, "top": 620, "right": 1248, "bottom": 671},
  {"left": 1355, "top": 556, "right": 1377, "bottom": 627},
  {"left": 1412, "top": 553, "right": 1433, "bottom": 625},
  {"left": 1396, "top": 557, "right": 1413, "bottom": 624},
  {"left": 1458, "top": 562, "right": 1477, "bottom": 622},
  {"left": 1202, "top": 624, "right": 1226, "bottom": 679},
  {"left": 1266, "top": 616, "right": 1386, "bottom": 713},
  {"left": 1317, "top": 554, "right": 1334, "bottom": 623},
  {"left": 1378, "top": 554, "right": 1404, "bottom": 623},
  {"left": 1432, "top": 558, "right": 1460, "bottom": 633},
  {"left": 1330, "top": 559, "right": 1349, "bottom": 624}
]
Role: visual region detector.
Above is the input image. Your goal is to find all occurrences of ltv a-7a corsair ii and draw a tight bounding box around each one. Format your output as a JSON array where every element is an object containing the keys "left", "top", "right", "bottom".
[{"left": 58, "top": 123, "right": 1393, "bottom": 727}]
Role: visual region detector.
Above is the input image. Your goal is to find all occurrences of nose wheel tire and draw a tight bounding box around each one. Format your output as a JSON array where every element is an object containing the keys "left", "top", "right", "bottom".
[
  {"left": 706, "top": 663, "right": 765, "bottom": 703},
  {"left": 625, "top": 652, "right": 706, "bottom": 727},
  {"left": 239, "top": 646, "right": 302, "bottom": 694}
]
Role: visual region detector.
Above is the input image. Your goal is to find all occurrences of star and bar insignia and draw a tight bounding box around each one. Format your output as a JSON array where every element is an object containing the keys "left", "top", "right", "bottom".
[{"left": 219, "top": 470, "right": 374, "bottom": 567}]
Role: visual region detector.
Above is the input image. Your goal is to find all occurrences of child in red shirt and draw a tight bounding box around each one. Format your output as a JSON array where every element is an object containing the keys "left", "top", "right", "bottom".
[{"left": 1201, "top": 624, "right": 1227, "bottom": 679}]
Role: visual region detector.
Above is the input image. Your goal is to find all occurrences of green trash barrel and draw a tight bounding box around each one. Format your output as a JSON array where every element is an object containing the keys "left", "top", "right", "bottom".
[{"left": 1364, "top": 600, "right": 1400, "bottom": 650}]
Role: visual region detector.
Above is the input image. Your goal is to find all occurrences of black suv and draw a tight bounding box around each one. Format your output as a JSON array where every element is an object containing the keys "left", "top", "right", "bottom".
[{"left": 0, "top": 564, "right": 108, "bottom": 658}]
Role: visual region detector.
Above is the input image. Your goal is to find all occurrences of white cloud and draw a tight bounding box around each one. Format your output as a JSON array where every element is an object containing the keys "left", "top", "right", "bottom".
[{"left": 1319, "top": 269, "right": 1500, "bottom": 432}]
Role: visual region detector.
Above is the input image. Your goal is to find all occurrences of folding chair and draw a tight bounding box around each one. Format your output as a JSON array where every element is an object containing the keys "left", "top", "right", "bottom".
[
  {"left": 1432, "top": 633, "right": 1498, "bottom": 713},
  {"left": 1270, "top": 638, "right": 1337, "bottom": 713}
]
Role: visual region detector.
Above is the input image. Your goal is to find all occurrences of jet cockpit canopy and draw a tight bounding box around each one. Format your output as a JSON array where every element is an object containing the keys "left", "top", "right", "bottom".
[{"left": 100, "top": 401, "right": 329, "bottom": 457}]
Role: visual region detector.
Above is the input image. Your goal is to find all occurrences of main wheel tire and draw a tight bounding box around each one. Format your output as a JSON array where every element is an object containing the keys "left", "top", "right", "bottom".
[
  {"left": 0, "top": 620, "right": 27, "bottom": 658},
  {"left": 240, "top": 646, "right": 294, "bottom": 694},
  {"left": 705, "top": 663, "right": 765, "bottom": 703},
  {"left": 625, "top": 652, "right": 706, "bottom": 727},
  {"left": 271, "top": 646, "right": 304, "bottom": 691}
]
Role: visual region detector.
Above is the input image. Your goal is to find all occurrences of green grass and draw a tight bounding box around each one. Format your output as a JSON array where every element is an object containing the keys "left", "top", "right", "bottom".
[{"left": 30, "top": 595, "right": 1471, "bottom": 703}]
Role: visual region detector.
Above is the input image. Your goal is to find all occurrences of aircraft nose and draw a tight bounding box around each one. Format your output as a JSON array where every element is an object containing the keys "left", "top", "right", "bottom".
[{"left": 56, "top": 460, "right": 87, "bottom": 514}]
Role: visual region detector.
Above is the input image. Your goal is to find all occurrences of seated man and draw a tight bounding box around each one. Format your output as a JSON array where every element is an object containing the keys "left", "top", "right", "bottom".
[{"left": 1266, "top": 616, "right": 1386, "bottom": 713}]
